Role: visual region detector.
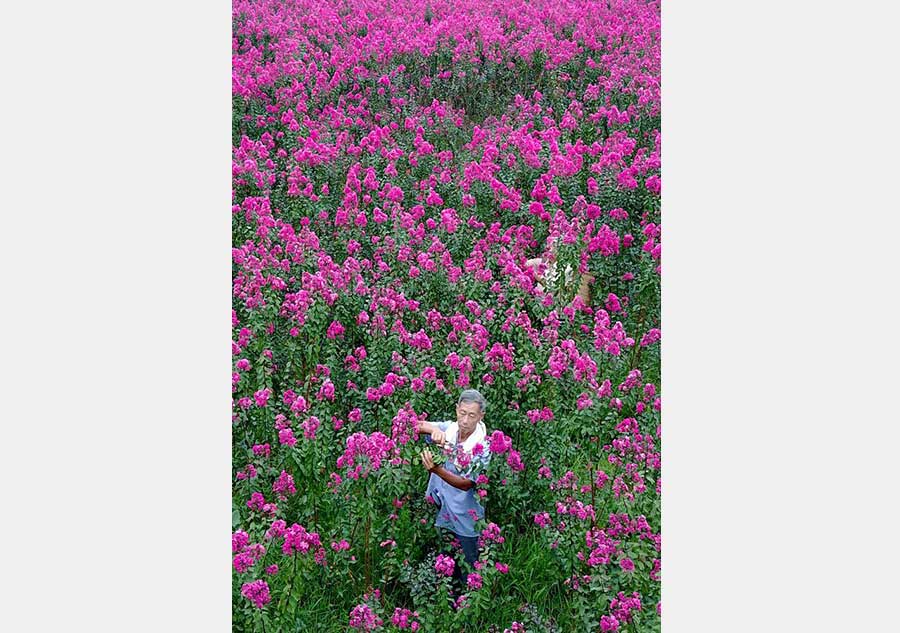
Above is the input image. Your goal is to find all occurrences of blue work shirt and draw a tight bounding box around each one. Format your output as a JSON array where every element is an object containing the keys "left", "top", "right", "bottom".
[{"left": 424, "top": 421, "right": 490, "bottom": 538}]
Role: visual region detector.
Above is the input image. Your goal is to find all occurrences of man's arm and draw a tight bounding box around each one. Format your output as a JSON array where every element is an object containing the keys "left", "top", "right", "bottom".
[
  {"left": 417, "top": 421, "right": 449, "bottom": 445},
  {"left": 416, "top": 421, "right": 438, "bottom": 435},
  {"left": 428, "top": 465, "right": 476, "bottom": 491},
  {"left": 420, "top": 449, "right": 475, "bottom": 491}
]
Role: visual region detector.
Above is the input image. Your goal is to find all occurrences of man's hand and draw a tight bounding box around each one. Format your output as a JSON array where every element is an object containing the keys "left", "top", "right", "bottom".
[
  {"left": 415, "top": 421, "right": 446, "bottom": 445},
  {"left": 420, "top": 448, "right": 437, "bottom": 472}
]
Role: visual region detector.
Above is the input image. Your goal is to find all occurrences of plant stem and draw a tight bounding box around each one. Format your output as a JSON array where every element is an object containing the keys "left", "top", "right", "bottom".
[
  {"left": 364, "top": 511, "right": 372, "bottom": 590},
  {"left": 630, "top": 306, "right": 647, "bottom": 370}
]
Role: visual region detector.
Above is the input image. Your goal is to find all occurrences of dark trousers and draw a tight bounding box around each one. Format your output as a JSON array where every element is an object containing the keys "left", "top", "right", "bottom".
[{"left": 457, "top": 534, "right": 479, "bottom": 566}]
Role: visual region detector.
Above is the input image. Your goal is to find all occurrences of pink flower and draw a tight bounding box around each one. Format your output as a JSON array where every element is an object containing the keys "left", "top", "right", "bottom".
[
  {"left": 278, "top": 428, "right": 297, "bottom": 447},
  {"left": 272, "top": 470, "right": 296, "bottom": 498},
  {"left": 495, "top": 562, "right": 509, "bottom": 574},
  {"left": 390, "top": 607, "right": 420, "bottom": 630},
  {"left": 246, "top": 492, "right": 266, "bottom": 511},
  {"left": 506, "top": 450, "right": 525, "bottom": 471},
  {"left": 317, "top": 380, "right": 336, "bottom": 401},
  {"left": 282, "top": 523, "right": 322, "bottom": 556},
  {"left": 600, "top": 615, "right": 620, "bottom": 631},
  {"left": 253, "top": 389, "right": 270, "bottom": 407},
  {"left": 336, "top": 432, "right": 395, "bottom": 479},
  {"left": 481, "top": 522, "right": 505, "bottom": 544},
  {"left": 488, "top": 430, "right": 512, "bottom": 454},
  {"left": 467, "top": 572, "right": 483, "bottom": 589},
  {"left": 434, "top": 554, "right": 455, "bottom": 576},
  {"left": 265, "top": 520, "right": 286, "bottom": 540},
  {"left": 289, "top": 395, "right": 308, "bottom": 413},
  {"left": 301, "top": 416, "right": 320, "bottom": 440},
  {"left": 326, "top": 321, "right": 345, "bottom": 339},
  {"left": 241, "top": 580, "right": 271, "bottom": 609},
  {"left": 349, "top": 603, "right": 382, "bottom": 631},
  {"left": 640, "top": 328, "right": 661, "bottom": 347},
  {"left": 232, "top": 530, "right": 249, "bottom": 553},
  {"left": 576, "top": 393, "right": 593, "bottom": 410},
  {"left": 233, "top": 551, "right": 256, "bottom": 573},
  {"left": 605, "top": 293, "right": 622, "bottom": 313}
]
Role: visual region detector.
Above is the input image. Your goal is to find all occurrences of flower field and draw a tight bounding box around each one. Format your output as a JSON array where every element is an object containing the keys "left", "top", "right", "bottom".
[{"left": 232, "top": 0, "right": 660, "bottom": 630}]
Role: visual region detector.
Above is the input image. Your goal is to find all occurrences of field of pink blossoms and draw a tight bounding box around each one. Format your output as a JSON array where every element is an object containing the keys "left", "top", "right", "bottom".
[{"left": 232, "top": 0, "right": 660, "bottom": 630}]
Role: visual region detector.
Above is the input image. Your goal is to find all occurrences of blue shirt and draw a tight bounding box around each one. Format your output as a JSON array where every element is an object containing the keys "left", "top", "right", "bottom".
[{"left": 424, "top": 421, "right": 490, "bottom": 537}]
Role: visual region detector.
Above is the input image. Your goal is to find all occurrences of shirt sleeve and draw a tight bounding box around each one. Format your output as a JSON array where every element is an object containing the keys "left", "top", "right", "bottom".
[{"left": 423, "top": 421, "right": 451, "bottom": 443}]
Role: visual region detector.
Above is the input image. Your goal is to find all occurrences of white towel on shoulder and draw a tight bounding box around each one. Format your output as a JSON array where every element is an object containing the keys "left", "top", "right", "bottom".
[{"left": 443, "top": 420, "right": 487, "bottom": 454}]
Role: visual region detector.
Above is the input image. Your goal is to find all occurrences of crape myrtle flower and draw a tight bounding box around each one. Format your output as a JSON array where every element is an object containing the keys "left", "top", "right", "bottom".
[
  {"left": 348, "top": 603, "right": 382, "bottom": 631},
  {"left": 434, "top": 554, "right": 455, "bottom": 576},
  {"left": 240, "top": 580, "right": 270, "bottom": 609}
]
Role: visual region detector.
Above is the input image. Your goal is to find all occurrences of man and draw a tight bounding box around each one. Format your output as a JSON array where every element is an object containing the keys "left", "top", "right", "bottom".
[
  {"left": 525, "top": 235, "right": 595, "bottom": 302},
  {"left": 416, "top": 389, "right": 490, "bottom": 579}
]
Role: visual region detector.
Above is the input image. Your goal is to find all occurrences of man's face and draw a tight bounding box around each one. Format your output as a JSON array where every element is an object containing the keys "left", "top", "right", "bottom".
[{"left": 456, "top": 401, "right": 484, "bottom": 435}]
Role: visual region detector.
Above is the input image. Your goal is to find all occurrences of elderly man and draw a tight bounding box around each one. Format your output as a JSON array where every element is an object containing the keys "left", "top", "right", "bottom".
[{"left": 416, "top": 389, "right": 491, "bottom": 578}]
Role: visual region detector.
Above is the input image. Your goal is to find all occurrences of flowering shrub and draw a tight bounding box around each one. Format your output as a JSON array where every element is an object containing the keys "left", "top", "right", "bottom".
[{"left": 232, "top": 0, "right": 660, "bottom": 630}]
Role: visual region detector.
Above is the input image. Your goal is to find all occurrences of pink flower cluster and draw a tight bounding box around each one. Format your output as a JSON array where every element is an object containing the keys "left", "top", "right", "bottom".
[
  {"left": 246, "top": 492, "right": 277, "bottom": 516},
  {"left": 434, "top": 554, "right": 455, "bottom": 577},
  {"left": 391, "top": 607, "right": 420, "bottom": 630},
  {"left": 232, "top": 530, "right": 249, "bottom": 553},
  {"left": 506, "top": 450, "right": 525, "bottom": 472},
  {"left": 582, "top": 528, "right": 620, "bottom": 567},
  {"left": 240, "top": 579, "right": 270, "bottom": 609},
  {"left": 235, "top": 463, "right": 258, "bottom": 480},
  {"left": 233, "top": 543, "right": 266, "bottom": 574},
  {"left": 391, "top": 404, "right": 425, "bottom": 447},
  {"left": 608, "top": 591, "right": 643, "bottom": 625},
  {"left": 335, "top": 431, "right": 395, "bottom": 479},
  {"left": 272, "top": 470, "right": 296, "bottom": 500},
  {"left": 348, "top": 603, "right": 382, "bottom": 631},
  {"left": 525, "top": 407, "right": 554, "bottom": 424},
  {"left": 555, "top": 499, "right": 596, "bottom": 522},
  {"left": 488, "top": 430, "right": 512, "bottom": 454},
  {"left": 281, "top": 522, "right": 325, "bottom": 564},
  {"left": 481, "top": 522, "right": 505, "bottom": 545}
]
